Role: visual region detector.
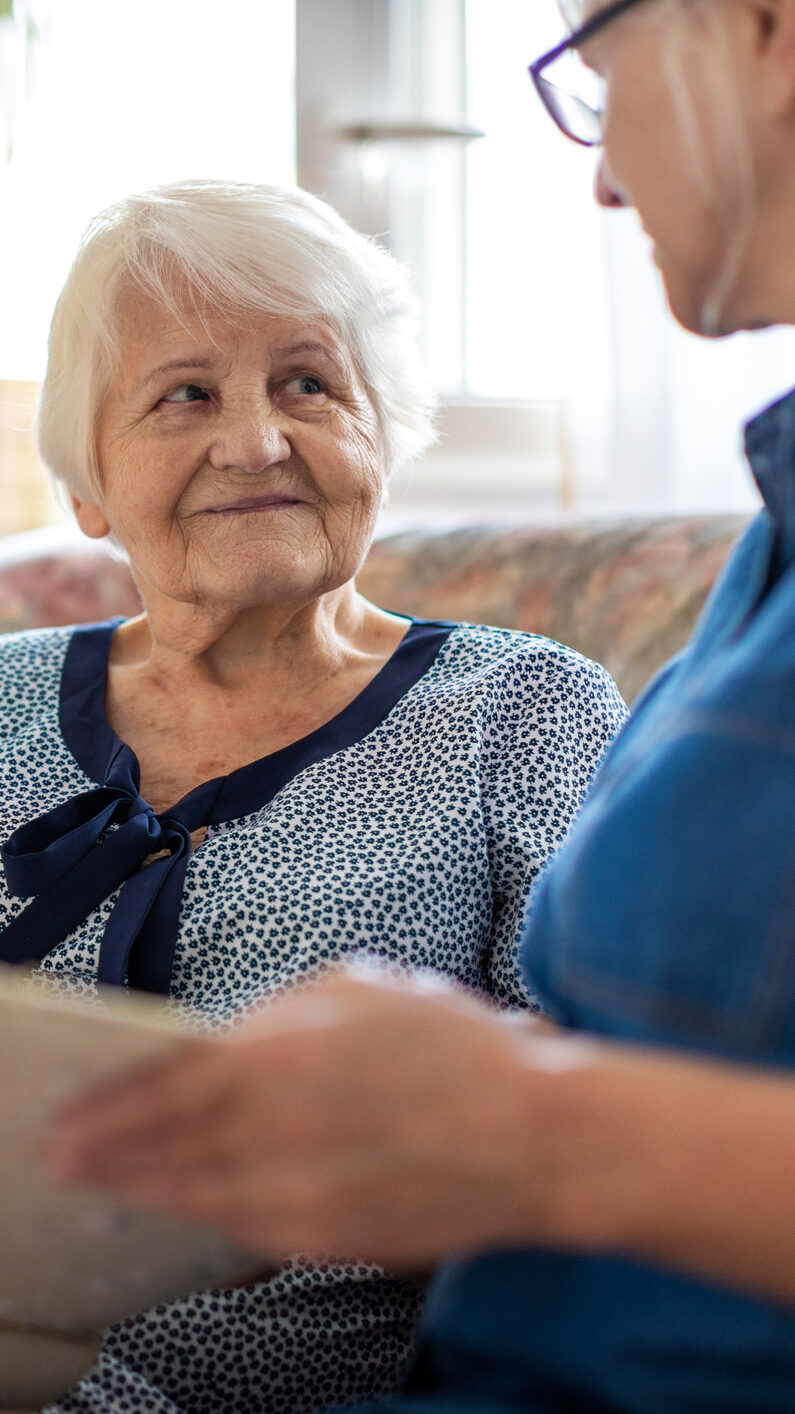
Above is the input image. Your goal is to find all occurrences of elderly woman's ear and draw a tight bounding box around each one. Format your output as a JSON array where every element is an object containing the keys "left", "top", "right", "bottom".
[{"left": 69, "top": 495, "right": 111, "bottom": 539}]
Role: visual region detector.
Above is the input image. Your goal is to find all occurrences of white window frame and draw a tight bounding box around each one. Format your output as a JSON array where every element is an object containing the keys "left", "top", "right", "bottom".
[{"left": 296, "top": 0, "right": 569, "bottom": 527}]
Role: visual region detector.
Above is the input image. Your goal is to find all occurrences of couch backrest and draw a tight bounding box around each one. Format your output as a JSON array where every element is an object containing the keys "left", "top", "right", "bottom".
[
  {"left": 360, "top": 516, "right": 748, "bottom": 701},
  {"left": 0, "top": 515, "right": 750, "bottom": 701}
]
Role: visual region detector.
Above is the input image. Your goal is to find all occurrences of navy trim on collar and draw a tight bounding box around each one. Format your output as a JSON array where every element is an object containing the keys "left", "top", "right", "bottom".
[
  {"left": 0, "top": 615, "right": 455, "bottom": 995},
  {"left": 60, "top": 615, "right": 456, "bottom": 822}
]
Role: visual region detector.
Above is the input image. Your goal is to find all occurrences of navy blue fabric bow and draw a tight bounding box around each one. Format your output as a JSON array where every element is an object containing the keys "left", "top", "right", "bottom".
[
  {"left": 0, "top": 614, "right": 454, "bottom": 997},
  {"left": 0, "top": 768, "right": 220, "bottom": 994}
]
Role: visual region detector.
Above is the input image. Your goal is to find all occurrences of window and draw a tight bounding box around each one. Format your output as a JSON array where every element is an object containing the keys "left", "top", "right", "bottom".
[
  {"left": 297, "top": 0, "right": 795, "bottom": 525},
  {"left": 0, "top": 0, "right": 296, "bottom": 533},
  {"left": 2, "top": 0, "right": 792, "bottom": 536}
]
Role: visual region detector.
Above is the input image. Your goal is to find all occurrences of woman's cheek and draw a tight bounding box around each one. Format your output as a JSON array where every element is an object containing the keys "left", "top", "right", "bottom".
[{"left": 344, "top": 418, "right": 387, "bottom": 502}]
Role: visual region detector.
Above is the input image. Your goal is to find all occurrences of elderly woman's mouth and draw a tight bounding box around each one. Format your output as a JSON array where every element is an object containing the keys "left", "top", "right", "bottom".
[{"left": 206, "top": 495, "right": 303, "bottom": 516}]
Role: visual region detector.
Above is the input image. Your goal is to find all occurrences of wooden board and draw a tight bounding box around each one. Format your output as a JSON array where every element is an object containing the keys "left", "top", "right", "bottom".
[
  {"left": 0, "top": 1331, "right": 100, "bottom": 1409},
  {"left": 0, "top": 966, "right": 259, "bottom": 1406}
]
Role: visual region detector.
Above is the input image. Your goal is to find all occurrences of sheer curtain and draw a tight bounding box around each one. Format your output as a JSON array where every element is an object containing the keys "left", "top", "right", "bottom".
[
  {"left": 0, "top": 0, "right": 296, "bottom": 383},
  {"left": 0, "top": 0, "right": 296, "bottom": 534},
  {"left": 464, "top": 0, "right": 795, "bottom": 516},
  {"left": 295, "top": 0, "right": 788, "bottom": 523},
  {"left": 3, "top": 0, "right": 790, "bottom": 526}
]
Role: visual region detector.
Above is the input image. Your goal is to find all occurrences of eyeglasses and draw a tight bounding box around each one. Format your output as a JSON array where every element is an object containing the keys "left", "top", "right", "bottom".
[{"left": 529, "top": 0, "right": 650, "bottom": 147}]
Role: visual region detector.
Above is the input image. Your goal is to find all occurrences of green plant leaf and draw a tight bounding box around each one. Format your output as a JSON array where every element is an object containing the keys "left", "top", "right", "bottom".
[{"left": 0, "top": 0, "right": 14, "bottom": 22}]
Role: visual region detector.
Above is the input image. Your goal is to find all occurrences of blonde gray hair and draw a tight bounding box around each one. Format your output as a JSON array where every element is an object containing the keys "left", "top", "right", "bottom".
[
  {"left": 38, "top": 180, "right": 439, "bottom": 496},
  {"left": 568, "top": 0, "right": 756, "bottom": 334},
  {"left": 654, "top": 0, "right": 756, "bottom": 334}
]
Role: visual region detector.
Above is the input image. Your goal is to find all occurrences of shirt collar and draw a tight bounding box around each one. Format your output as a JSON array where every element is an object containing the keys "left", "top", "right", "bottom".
[{"left": 744, "top": 384, "right": 795, "bottom": 528}]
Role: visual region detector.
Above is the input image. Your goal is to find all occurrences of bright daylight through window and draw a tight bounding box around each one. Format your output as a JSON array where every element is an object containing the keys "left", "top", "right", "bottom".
[
  {"left": 0, "top": 0, "right": 294, "bottom": 535},
  {"left": 2, "top": 0, "right": 794, "bottom": 533},
  {"left": 298, "top": 0, "right": 794, "bottom": 524}
]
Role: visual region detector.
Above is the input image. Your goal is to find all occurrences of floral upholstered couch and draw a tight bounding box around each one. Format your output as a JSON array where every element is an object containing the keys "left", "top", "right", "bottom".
[{"left": 0, "top": 514, "right": 750, "bottom": 701}]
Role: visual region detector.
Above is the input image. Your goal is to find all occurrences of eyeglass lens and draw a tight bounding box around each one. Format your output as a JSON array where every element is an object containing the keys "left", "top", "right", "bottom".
[{"left": 536, "top": 50, "right": 605, "bottom": 146}]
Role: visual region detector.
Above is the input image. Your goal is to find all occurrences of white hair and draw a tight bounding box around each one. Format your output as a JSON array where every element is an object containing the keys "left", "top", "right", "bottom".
[{"left": 37, "top": 179, "right": 439, "bottom": 497}]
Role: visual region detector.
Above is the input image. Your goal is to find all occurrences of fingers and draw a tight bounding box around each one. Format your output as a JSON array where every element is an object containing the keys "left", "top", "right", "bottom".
[
  {"left": 42, "top": 967, "right": 540, "bottom": 1267},
  {"left": 47, "top": 970, "right": 442, "bottom": 1183},
  {"left": 47, "top": 1041, "right": 235, "bottom": 1179},
  {"left": 47, "top": 969, "right": 361, "bottom": 1155},
  {"left": 48, "top": 1039, "right": 377, "bottom": 1189}
]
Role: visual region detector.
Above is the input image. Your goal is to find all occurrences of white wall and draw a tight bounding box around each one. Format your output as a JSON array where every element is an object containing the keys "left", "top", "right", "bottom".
[{"left": 0, "top": 0, "right": 296, "bottom": 380}]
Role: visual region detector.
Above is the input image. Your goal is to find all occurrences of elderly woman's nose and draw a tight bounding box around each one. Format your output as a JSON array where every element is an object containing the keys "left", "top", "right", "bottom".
[
  {"left": 595, "top": 156, "right": 629, "bottom": 209},
  {"left": 208, "top": 402, "right": 292, "bottom": 473}
]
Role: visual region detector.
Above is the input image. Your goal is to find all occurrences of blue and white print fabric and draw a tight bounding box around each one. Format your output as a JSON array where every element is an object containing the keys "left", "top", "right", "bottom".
[{"left": 0, "top": 618, "right": 625, "bottom": 1414}]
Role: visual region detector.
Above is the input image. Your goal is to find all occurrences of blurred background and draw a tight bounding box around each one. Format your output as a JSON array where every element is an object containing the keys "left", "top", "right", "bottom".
[{"left": 0, "top": 0, "right": 791, "bottom": 538}]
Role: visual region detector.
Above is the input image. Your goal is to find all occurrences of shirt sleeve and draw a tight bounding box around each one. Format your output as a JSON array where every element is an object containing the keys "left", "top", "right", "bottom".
[
  {"left": 479, "top": 645, "right": 628, "bottom": 1008},
  {"left": 47, "top": 1351, "right": 186, "bottom": 1414},
  {"left": 519, "top": 582, "right": 795, "bottom": 1060}
]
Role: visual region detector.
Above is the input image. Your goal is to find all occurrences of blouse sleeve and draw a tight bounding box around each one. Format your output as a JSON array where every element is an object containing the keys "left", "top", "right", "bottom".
[
  {"left": 48, "top": 1350, "right": 187, "bottom": 1414},
  {"left": 479, "top": 645, "right": 628, "bottom": 1008}
]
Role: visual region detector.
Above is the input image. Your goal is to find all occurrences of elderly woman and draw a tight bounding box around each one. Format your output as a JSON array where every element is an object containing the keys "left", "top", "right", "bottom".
[
  {"left": 0, "top": 181, "right": 625, "bottom": 1412},
  {"left": 50, "top": 4, "right": 795, "bottom": 1413}
]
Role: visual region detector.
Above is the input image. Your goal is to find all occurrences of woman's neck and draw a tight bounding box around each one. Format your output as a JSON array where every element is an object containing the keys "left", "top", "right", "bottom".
[
  {"left": 104, "top": 585, "right": 411, "bottom": 811},
  {"left": 110, "top": 582, "right": 407, "bottom": 700}
]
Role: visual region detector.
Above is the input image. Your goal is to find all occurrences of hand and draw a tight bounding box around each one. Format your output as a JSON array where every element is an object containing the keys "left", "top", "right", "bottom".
[
  {"left": 46, "top": 965, "right": 579, "bottom": 1267},
  {"left": 47, "top": 965, "right": 795, "bottom": 1304}
]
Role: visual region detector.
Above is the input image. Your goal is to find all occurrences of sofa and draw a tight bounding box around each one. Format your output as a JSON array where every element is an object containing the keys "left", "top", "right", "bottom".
[{"left": 0, "top": 513, "right": 751, "bottom": 702}]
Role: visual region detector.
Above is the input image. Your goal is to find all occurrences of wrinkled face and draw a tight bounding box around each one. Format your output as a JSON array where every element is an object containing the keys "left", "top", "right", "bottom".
[
  {"left": 82, "top": 288, "right": 386, "bottom": 611},
  {"left": 581, "top": 1, "right": 751, "bottom": 335}
]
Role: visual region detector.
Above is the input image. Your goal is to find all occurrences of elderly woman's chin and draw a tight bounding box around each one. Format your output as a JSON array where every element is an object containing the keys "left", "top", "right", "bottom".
[
  {"left": 194, "top": 537, "right": 363, "bottom": 612},
  {"left": 656, "top": 239, "right": 774, "bottom": 341},
  {"left": 130, "top": 525, "right": 368, "bottom": 617}
]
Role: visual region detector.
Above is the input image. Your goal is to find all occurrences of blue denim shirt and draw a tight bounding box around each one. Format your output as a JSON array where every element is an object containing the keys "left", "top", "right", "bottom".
[
  {"left": 383, "top": 387, "right": 795, "bottom": 1414},
  {"left": 522, "top": 389, "right": 795, "bottom": 1065}
]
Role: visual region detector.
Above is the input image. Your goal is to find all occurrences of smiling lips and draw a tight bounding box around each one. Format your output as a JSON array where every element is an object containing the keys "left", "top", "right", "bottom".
[{"left": 207, "top": 495, "right": 302, "bottom": 515}]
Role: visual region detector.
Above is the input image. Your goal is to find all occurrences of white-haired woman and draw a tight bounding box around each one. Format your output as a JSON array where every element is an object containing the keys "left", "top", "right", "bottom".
[
  {"left": 0, "top": 180, "right": 625, "bottom": 1413},
  {"left": 49, "top": 4, "right": 795, "bottom": 1412}
]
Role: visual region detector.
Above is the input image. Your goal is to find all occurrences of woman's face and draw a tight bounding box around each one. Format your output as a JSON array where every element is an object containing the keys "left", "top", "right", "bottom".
[
  {"left": 582, "top": 1, "right": 761, "bottom": 335},
  {"left": 79, "top": 289, "right": 386, "bottom": 612}
]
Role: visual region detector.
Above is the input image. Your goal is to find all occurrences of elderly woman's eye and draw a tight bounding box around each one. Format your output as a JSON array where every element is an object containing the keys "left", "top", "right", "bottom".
[
  {"left": 284, "top": 374, "right": 326, "bottom": 396},
  {"left": 161, "top": 383, "right": 209, "bottom": 404}
]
